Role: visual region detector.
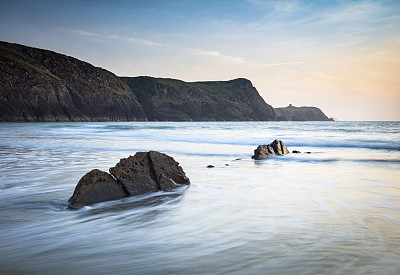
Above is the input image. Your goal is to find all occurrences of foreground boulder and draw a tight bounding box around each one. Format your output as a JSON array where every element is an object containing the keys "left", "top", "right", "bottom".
[
  {"left": 68, "top": 151, "right": 190, "bottom": 209},
  {"left": 68, "top": 169, "right": 128, "bottom": 208},
  {"left": 147, "top": 150, "right": 190, "bottom": 190},
  {"left": 252, "top": 140, "right": 289, "bottom": 160},
  {"left": 109, "top": 152, "right": 159, "bottom": 196}
]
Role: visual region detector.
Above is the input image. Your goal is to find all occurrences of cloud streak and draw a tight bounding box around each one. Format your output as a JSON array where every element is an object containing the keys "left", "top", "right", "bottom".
[
  {"left": 59, "top": 28, "right": 163, "bottom": 47},
  {"left": 190, "top": 48, "right": 304, "bottom": 68}
]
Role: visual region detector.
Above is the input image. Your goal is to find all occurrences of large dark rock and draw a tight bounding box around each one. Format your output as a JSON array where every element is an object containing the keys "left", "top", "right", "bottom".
[
  {"left": 68, "top": 151, "right": 190, "bottom": 208},
  {"left": 68, "top": 169, "right": 128, "bottom": 209},
  {"left": 148, "top": 150, "right": 190, "bottom": 190},
  {"left": 109, "top": 152, "right": 158, "bottom": 196},
  {"left": 252, "top": 140, "right": 289, "bottom": 160},
  {"left": 109, "top": 151, "right": 190, "bottom": 193}
]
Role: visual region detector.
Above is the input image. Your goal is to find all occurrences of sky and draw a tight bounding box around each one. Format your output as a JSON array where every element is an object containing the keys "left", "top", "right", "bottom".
[{"left": 0, "top": 0, "right": 399, "bottom": 120}]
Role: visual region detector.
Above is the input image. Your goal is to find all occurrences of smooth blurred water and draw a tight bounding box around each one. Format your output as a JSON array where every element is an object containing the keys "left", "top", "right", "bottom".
[{"left": 0, "top": 121, "right": 399, "bottom": 274}]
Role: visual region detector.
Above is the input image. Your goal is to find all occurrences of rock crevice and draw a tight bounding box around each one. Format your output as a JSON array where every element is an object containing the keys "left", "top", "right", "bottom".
[{"left": 147, "top": 151, "right": 161, "bottom": 190}]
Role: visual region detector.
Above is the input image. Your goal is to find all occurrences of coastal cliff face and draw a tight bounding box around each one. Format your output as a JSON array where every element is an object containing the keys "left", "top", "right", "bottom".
[
  {"left": 274, "top": 104, "right": 333, "bottom": 121},
  {"left": 1, "top": 41, "right": 333, "bottom": 122},
  {"left": 121, "top": 76, "right": 276, "bottom": 121},
  {"left": 0, "top": 41, "right": 146, "bottom": 121}
]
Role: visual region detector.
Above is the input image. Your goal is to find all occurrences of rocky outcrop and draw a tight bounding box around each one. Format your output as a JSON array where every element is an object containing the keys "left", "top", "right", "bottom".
[
  {"left": 0, "top": 41, "right": 147, "bottom": 122},
  {"left": 274, "top": 104, "right": 333, "bottom": 121},
  {"left": 121, "top": 76, "right": 277, "bottom": 121},
  {"left": 68, "top": 151, "right": 190, "bottom": 209},
  {"left": 252, "top": 140, "right": 289, "bottom": 160}
]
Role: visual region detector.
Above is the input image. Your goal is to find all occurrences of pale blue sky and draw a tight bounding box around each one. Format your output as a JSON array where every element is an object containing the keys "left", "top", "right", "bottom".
[{"left": 1, "top": 0, "right": 399, "bottom": 120}]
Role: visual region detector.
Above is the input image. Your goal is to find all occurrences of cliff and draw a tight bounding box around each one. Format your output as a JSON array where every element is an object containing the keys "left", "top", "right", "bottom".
[
  {"left": 121, "top": 76, "right": 276, "bottom": 121},
  {"left": 1, "top": 41, "right": 333, "bottom": 122},
  {"left": 274, "top": 104, "right": 333, "bottom": 121},
  {"left": 0, "top": 41, "right": 146, "bottom": 121}
]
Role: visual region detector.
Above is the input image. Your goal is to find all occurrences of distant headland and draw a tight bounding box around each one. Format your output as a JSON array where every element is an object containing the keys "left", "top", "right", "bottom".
[
  {"left": 275, "top": 104, "right": 334, "bottom": 121},
  {"left": 0, "top": 41, "right": 333, "bottom": 122}
]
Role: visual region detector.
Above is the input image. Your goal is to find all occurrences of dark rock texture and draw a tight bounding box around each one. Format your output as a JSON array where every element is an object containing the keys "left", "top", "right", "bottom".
[
  {"left": 148, "top": 150, "right": 190, "bottom": 190},
  {"left": 68, "top": 169, "right": 128, "bottom": 209},
  {"left": 68, "top": 151, "right": 190, "bottom": 208},
  {"left": 270, "top": 139, "right": 289, "bottom": 155},
  {"left": 121, "top": 76, "right": 277, "bottom": 121},
  {"left": 274, "top": 104, "right": 333, "bottom": 121},
  {"left": 109, "top": 152, "right": 158, "bottom": 196},
  {"left": 252, "top": 140, "right": 289, "bottom": 160},
  {"left": 0, "top": 41, "right": 146, "bottom": 121}
]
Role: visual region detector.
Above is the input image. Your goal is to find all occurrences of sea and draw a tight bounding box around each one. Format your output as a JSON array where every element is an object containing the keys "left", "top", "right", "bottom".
[{"left": 0, "top": 121, "right": 399, "bottom": 274}]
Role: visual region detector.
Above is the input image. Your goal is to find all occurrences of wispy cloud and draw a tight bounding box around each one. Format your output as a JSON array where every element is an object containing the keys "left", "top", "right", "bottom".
[
  {"left": 260, "top": 61, "right": 304, "bottom": 67},
  {"left": 73, "top": 30, "right": 100, "bottom": 37},
  {"left": 248, "top": 0, "right": 301, "bottom": 12},
  {"left": 245, "top": 0, "right": 397, "bottom": 35},
  {"left": 191, "top": 48, "right": 246, "bottom": 64},
  {"left": 190, "top": 48, "right": 303, "bottom": 67},
  {"left": 59, "top": 28, "right": 163, "bottom": 47},
  {"left": 126, "top": 37, "right": 163, "bottom": 47},
  {"left": 319, "top": 1, "right": 385, "bottom": 24},
  {"left": 248, "top": 0, "right": 309, "bottom": 19}
]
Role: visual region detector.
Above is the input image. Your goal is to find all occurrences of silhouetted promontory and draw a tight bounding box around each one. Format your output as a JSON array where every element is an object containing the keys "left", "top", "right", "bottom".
[{"left": 275, "top": 104, "right": 334, "bottom": 121}]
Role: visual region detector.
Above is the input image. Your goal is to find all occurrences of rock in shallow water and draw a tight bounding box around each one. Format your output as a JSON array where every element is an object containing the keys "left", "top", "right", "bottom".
[
  {"left": 252, "top": 140, "right": 289, "bottom": 160},
  {"left": 68, "top": 169, "right": 128, "bottom": 209},
  {"left": 68, "top": 151, "right": 190, "bottom": 209},
  {"left": 109, "top": 152, "right": 158, "bottom": 196},
  {"left": 148, "top": 150, "right": 190, "bottom": 190}
]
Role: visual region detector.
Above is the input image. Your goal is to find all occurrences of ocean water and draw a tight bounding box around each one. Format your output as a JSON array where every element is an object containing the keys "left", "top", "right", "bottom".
[{"left": 0, "top": 121, "right": 399, "bottom": 274}]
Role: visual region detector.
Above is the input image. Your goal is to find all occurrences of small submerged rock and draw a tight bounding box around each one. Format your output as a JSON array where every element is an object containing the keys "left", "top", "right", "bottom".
[
  {"left": 252, "top": 140, "right": 289, "bottom": 160},
  {"left": 68, "top": 151, "right": 190, "bottom": 209}
]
